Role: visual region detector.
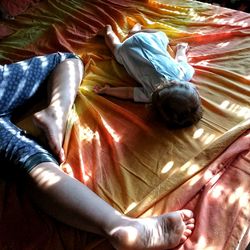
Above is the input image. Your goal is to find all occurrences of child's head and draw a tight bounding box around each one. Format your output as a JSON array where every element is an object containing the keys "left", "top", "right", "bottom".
[{"left": 152, "top": 81, "right": 202, "bottom": 128}]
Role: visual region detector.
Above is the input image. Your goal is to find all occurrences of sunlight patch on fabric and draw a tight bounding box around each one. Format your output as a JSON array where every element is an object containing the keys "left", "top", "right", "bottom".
[
  {"left": 213, "top": 17, "right": 248, "bottom": 27},
  {"left": 216, "top": 42, "right": 229, "bottom": 48},
  {"left": 211, "top": 184, "right": 224, "bottom": 199},
  {"left": 180, "top": 161, "right": 192, "bottom": 172},
  {"left": 203, "top": 134, "right": 216, "bottom": 145},
  {"left": 239, "top": 192, "right": 249, "bottom": 210},
  {"left": 197, "top": 235, "right": 207, "bottom": 249},
  {"left": 3, "top": 65, "right": 10, "bottom": 77},
  {"left": 38, "top": 56, "right": 49, "bottom": 68},
  {"left": 193, "top": 128, "right": 204, "bottom": 139},
  {"left": 193, "top": 128, "right": 217, "bottom": 145},
  {"left": 188, "top": 174, "right": 201, "bottom": 186},
  {"left": 220, "top": 100, "right": 230, "bottom": 109},
  {"left": 124, "top": 202, "right": 137, "bottom": 214},
  {"left": 17, "top": 60, "right": 29, "bottom": 70},
  {"left": 101, "top": 117, "right": 121, "bottom": 142},
  {"left": 161, "top": 161, "right": 174, "bottom": 174},
  {"left": 187, "top": 164, "right": 200, "bottom": 176},
  {"left": 220, "top": 100, "right": 250, "bottom": 119},
  {"left": 79, "top": 125, "right": 100, "bottom": 144}
]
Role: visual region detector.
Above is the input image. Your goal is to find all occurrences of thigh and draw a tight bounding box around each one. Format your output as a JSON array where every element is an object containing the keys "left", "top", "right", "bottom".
[{"left": 0, "top": 52, "right": 78, "bottom": 116}]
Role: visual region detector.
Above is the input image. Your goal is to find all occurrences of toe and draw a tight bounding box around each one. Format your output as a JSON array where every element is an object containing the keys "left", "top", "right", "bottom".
[
  {"left": 179, "top": 209, "right": 194, "bottom": 221},
  {"left": 186, "top": 223, "right": 195, "bottom": 230},
  {"left": 59, "top": 148, "right": 65, "bottom": 163},
  {"left": 180, "top": 234, "right": 188, "bottom": 243},
  {"left": 186, "top": 218, "right": 195, "bottom": 226},
  {"left": 183, "top": 228, "right": 192, "bottom": 237}
]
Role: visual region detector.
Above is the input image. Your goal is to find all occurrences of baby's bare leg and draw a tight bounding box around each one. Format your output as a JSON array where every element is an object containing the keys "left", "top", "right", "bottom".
[
  {"left": 102, "top": 25, "right": 122, "bottom": 55},
  {"left": 128, "top": 23, "right": 159, "bottom": 36},
  {"left": 102, "top": 24, "right": 159, "bottom": 54},
  {"left": 33, "top": 58, "right": 83, "bottom": 162},
  {"left": 129, "top": 23, "right": 143, "bottom": 34}
]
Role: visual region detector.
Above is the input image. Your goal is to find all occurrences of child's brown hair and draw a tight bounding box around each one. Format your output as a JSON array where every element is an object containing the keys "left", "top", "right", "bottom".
[{"left": 152, "top": 81, "right": 203, "bottom": 128}]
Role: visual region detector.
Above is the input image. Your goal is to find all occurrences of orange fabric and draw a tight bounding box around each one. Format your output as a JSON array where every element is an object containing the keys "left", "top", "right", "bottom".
[{"left": 0, "top": 0, "right": 249, "bottom": 249}]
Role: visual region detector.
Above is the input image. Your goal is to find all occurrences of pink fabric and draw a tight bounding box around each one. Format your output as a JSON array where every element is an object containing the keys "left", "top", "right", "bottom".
[
  {"left": 0, "top": 24, "right": 14, "bottom": 39},
  {"left": 1, "top": 0, "right": 41, "bottom": 16},
  {"left": 0, "top": 131, "right": 249, "bottom": 250},
  {"left": 141, "top": 130, "right": 250, "bottom": 250},
  {"left": 184, "top": 131, "right": 250, "bottom": 249}
]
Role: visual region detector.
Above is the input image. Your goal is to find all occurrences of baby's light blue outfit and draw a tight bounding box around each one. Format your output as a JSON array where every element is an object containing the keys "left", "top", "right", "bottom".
[{"left": 114, "top": 31, "right": 195, "bottom": 102}]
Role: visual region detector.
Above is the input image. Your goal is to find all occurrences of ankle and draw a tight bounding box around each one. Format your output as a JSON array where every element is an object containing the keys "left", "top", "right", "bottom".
[{"left": 102, "top": 213, "right": 131, "bottom": 238}]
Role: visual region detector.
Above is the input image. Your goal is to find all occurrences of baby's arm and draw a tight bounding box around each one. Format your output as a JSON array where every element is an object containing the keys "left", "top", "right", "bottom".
[{"left": 94, "top": 85, "right": 134, "bottom": 100}]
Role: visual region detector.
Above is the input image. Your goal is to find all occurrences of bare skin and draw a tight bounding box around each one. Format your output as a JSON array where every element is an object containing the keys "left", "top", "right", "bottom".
[
  {"left": 33, "top": 58, "right": 83, "bottom": 162},
  {"left": 94, "top": 24, "right": 190, "bottom": 99},
  {"left": 175, "top": 43, "right": 189, "bottom": 62},
  {"left": 13, "top": 54, "right": 196, "bottom": 249},
  {"left": 28, "top": 162, "right": 195, "bottom": 250},
  {"left": 25, "top": 50, "right": 195, "bottom": 249}
]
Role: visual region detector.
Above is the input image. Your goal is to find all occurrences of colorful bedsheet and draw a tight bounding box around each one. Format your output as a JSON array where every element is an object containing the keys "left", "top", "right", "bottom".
[{"left": 0, "top": 0, "right": 250, "bottom": 249}]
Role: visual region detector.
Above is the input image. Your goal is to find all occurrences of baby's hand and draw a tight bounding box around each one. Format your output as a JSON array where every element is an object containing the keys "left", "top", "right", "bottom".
[{"left": 93, "top": 84, "right": 110, "bottom": 94}]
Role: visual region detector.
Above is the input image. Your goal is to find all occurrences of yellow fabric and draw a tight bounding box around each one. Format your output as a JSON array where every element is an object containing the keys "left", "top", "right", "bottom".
[
  {"left": 60, "top": 0, "right": 250, "bottom": 216},
  {"left": 0, "top": 0, "right": 249, "bottom": 249},
  {"left": 2, "top": 0, "right": 247, "bottom": 219}
]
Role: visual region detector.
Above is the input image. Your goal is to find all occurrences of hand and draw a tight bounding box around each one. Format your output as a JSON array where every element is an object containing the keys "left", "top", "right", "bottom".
[{"left": 93, "top": 84, "right": 111, "bottom": 94}]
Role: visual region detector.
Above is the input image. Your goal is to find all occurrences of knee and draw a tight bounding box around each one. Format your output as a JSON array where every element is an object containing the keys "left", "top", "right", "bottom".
[
  {"left": 75, "top": 57, "right": 85, "bottom": 80},
  {"left": 62, "top": 57, "right": 84, "bottom": 82},
  {"left": 72, "top": 58, "right": 84, "bottom": 81}
]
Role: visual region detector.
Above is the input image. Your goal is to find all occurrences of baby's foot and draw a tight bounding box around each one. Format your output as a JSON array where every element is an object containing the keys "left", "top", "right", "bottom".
[
  {"left": 33, "top": 108, "right": 65, "bottom": 163},
  {"left": 130, "top": 23, "right": 143, "bottom": 33},
  {"left": 176, "top": 43, "right": 189, "bottom": 52},
  {"left": 97, "top": 24, "right": 112, "bottom": 36},
  {"left": 108, "top": 209, "right": 195, "bottom": 250}
]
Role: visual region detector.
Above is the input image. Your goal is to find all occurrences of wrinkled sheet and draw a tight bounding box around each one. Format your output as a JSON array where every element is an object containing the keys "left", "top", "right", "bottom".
[
  {"left": 0, "top": 0, "right": 40, "bottom": 17},
  {"left": 0, "top": 0, "right": 249, "bottom": 249}
]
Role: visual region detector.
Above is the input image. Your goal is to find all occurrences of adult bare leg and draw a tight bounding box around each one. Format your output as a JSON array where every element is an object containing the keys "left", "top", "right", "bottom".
[
  {"left": 33, "top": 58, "right": 83, "bottom": 162},
  {"left": 28, "top": 162, "right": 195, "bottom": 250}
]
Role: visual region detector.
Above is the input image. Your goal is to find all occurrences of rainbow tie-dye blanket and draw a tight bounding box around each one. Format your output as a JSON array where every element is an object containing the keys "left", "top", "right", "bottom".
[{"left": 0, "top": 0, "right": 249, "bottom": 249}]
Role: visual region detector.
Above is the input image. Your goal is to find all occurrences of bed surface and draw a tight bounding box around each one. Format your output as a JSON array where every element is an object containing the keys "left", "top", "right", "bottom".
[{"left": 0, "top": 0, "right": 249, "bottom": 249}]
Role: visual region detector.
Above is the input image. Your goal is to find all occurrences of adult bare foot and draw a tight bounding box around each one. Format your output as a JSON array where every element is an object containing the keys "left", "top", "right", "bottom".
[
  {"left": 107, "top": 209, "right": 195, "bottom": 250},
  {"left": 33, "top": 107, "right": 66, "bottom": 163}
]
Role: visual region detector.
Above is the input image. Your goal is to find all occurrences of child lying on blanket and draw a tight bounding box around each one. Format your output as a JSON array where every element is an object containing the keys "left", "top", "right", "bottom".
[{"left": 94, "top": 24, "right": 203, "bottom": 128}]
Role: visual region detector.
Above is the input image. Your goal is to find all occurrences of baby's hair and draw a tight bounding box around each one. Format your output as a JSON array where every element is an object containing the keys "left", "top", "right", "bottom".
[{"left": 152, "top": 81, "right": 203, "bottom": 128}]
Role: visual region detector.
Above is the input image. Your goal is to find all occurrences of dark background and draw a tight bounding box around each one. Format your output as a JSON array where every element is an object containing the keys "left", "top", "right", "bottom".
[{"left": 202, "top": 0, "right": 250, "bottom": 12}]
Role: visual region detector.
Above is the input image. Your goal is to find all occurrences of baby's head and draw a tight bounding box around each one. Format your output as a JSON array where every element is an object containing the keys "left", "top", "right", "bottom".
[{"left": 152, "top": 81, "right": 203, "bottom": 128}]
